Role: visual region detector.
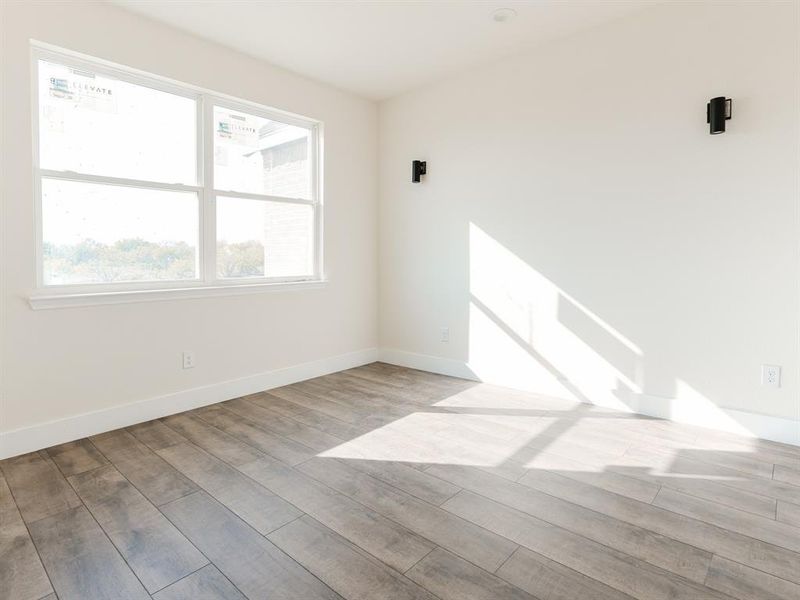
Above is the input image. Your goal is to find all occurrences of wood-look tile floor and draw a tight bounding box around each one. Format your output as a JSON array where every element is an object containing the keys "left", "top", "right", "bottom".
[{"left": 2, "top": 362, "right": 799, "bottom": 600}]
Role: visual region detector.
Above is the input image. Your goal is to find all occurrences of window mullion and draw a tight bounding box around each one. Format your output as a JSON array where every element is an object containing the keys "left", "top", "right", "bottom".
[
  {"left": 313, "top": 124, "right": 322, "bottom": 280},
  {"left": 202, "top": 96, "right": 216, "bottom": 284}
]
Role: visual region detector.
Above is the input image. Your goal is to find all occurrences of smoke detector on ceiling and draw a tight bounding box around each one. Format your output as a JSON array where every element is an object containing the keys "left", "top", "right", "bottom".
[{"left": 492, "top": 8, "right": 518, "bottom": 23}]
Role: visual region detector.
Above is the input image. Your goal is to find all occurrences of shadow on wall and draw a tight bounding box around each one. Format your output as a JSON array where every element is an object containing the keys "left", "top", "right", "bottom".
[{"left": 465, "top": 222, "right": 777, "bottom": 439}]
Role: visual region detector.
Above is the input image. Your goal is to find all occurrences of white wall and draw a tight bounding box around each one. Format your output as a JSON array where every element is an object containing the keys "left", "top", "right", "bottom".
[
  {"left": 2, "top": 1, "right": 798, "bottom": 454},
  {"left": 1, "top": 1, "right": 378, "bottom": 453},
  {"left": 379, "top": 1, "right": 799, "bottom": 434}
]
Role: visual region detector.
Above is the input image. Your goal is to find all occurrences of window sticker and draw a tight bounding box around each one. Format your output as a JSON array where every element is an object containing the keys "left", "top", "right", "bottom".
[
  {"left": 216, "top": 112, "right": 259, "bottom": 147},
  {"left": 47, "top": 68, "right": 117, "bottom": 114}
]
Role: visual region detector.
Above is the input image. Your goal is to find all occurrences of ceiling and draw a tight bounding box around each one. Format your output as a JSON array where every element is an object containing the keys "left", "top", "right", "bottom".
[{"left": 110, "top": 1, "right": 656, "bottom": 100}]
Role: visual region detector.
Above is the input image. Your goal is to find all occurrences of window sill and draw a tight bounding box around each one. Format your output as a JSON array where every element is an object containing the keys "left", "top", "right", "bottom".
[{"left": 28, "top": 280, "right": 328, "bottom": 310}]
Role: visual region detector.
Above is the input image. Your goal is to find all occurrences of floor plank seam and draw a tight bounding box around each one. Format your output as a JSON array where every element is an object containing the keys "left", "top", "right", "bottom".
[
  {"left": 0, "top": 464, "right": 59, "bottom": 600},
  {"left": 713, "top": 475, "right": 796, "bottom": 505},
  {"left": 508, "top": 472, "right": 722, "bottom": 582},
  {"left": 490, "top": 544, "right": 520, "bottom": 575},
  {"left": 188, "top": 409, "right": 305, "bottom": 469},
  {"left": 656, "top": 482, "right": 778, "bottom": 521},
  {"left": 297, "top": 456, "right": 522, "bottom": 578},
  {"left": 239, "top": 396, "right": 350, "bottom": 443},
  {"left": 63, "top": 469, "right": 155, "bottom": 597},
  {"left": 401, "top": 545, "right": 438, "bottom": 575},
  {"left": 262, "top": 512, "right": 307, "bottom": 536},
  {"left": 155, "top": 491, "right": 251, "bottom": 600},
  {"left": 215, "top": 403, "right": 323, "bottom": 455},
  {"left": 148, "top": 561, "right": 209, "bottom": 596},
  {"left": 436, "top": 476, "right": 724, "bottom": 588},
  {"left": 46, "top": 441, "right": 108, "bottom": 481},
  {"left": 83, "top": 438, "right": 226, "bottom": 597},
  {"left": 156, "top": 416, "right": 321, "bottom": 528},
  {"left": 649, "top": 484, "right": 663, "bottom": 504},
  {"left": 437, "top": 465, "right": 800, "bottom": 595}
]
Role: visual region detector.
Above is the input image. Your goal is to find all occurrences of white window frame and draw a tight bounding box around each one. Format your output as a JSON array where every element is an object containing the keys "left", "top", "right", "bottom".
[{"left": 29, "top": 42, "right": 323, "bottom": 308}]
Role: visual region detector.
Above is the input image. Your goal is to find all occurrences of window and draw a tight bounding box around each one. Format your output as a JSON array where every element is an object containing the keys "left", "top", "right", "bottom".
[{"left": 34, "top": 46, "right": 321, "bottom": 296}]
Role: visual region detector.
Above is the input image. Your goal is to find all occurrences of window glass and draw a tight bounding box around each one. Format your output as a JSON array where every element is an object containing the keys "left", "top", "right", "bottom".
[
  {"left": 214, "top": 106, "right": 311, "bottom": 199},
  {"left": 42, "top": 178, "right": 199, "bottom": 285},
  {"left": 38, "top": 60, "right": 197, "bottom": 184},
  {"left": 217, "top": 196, "right": 314, "bottom": 279}
]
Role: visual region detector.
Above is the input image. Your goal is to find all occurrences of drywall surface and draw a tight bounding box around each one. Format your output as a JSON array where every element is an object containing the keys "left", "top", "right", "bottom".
[
  {"left": 379, "top": 1, "right": 800, "bottom": 426},
  {"left": 1, "top": 1, "right": 378, "bottom": 438}
]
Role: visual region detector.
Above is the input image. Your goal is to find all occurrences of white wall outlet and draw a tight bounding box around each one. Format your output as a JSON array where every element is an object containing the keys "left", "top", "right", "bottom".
[
  {"left": 761, "top": 364, "right": 780, "bottom": 388},
  {"left": 440, "top": 327, "right": 450, "bottom": 343},
  {"left": 182, "top": 351, "right": 195, "bottom": 370}
]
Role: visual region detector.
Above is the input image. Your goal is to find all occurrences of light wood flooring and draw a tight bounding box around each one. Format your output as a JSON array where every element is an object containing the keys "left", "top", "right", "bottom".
[{"left": 2, "top": 362, "right": 799, "bottom": 600}]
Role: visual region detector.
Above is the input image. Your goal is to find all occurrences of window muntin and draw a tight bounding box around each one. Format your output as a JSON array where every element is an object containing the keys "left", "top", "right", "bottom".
[{"left": 34, "top": 47, "right": 321, "bottom": 292}]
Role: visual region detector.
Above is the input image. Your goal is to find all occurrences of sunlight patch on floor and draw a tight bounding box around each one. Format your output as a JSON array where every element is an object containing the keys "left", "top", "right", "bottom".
[
  {"left": 431, "top": 385, "right": 584, "bottom": 414},
  {"left": 318, "top": 411, "right": 556, "bottom": 466}
]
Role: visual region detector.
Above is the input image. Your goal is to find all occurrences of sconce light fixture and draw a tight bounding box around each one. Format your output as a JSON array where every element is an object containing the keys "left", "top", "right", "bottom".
[
  {"left": 412, "top": 160, "right": 427, "bottom": 183},
  {"left": 707, "top": 96, "right": 732, "bottom": 134}
]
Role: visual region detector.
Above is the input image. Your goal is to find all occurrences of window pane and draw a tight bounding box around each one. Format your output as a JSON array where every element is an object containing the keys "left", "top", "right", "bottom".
[
  {"left": 214, "top": 106, "right": 311, "bottom": 199},
  {"left": 42, "top": 179, "right": 199, "bottom": 285},
  {"left": 217, "top": 196, "right": 314, "bottom": 279},
  {"left": 39, "top": 60, "right": 197, "bottom": 184}
]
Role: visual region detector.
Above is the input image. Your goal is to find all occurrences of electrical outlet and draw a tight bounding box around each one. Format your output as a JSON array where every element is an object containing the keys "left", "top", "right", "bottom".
[
  {"left": 440, "top": 327, "right": 450, "bottom": 343},
  {"left": 182, "top": 351, "right": 195, "bottom": 370},
  {"left": 761, "top": 364, "right": 780, "bottom": 388}
]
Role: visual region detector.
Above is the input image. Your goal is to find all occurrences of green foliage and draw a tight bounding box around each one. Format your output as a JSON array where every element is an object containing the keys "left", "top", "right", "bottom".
[
  {"left": 217, "top": 240, "right": 265, "bottom": 278},
  {"left": 43, "top": 238, "right": 265, "bottom": 284}
]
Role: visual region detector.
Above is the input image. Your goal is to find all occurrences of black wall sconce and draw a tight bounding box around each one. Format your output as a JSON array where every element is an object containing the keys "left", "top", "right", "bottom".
[
  {"left": 412, "top": 160, "right": 427, "bottom": 183},
  {"left": 707, "top": 96, "right": 732, "bottom": 134}
]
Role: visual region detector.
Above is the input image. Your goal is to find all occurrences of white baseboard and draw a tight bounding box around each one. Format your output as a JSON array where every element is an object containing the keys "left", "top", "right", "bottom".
[
  {"left": 631, "top": 393, "right": 799, "bottom": 447},
  {"left": 0, "top": 348, "right": 379, "bottom": 460},
  {"left": 379, "top": 349, "right": 800, "bottom": 447},
  {"left": 3, "top": 346, "right": 796, "bottom": 458},
  {"left": 378, "top": 348, "right": 479, "bottom": 380}
]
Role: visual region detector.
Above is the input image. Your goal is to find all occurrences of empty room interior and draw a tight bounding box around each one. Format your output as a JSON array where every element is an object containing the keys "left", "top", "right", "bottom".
[{"left": 2, "top": 1, "right": 800, "bottom": 599}]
